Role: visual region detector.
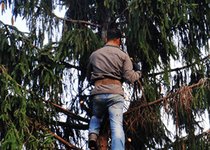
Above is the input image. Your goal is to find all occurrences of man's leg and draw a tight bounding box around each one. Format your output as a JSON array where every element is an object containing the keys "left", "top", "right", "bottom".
[
  {"left": 89, "top": 95, "right": 107, "bottom": 149},
  {"left": 89, "top": 116, "right": 100, "bottom": 149},
  {"left": 108, "top": 94, "right": 125, "bottom": 150},
  {"left": 89, "top": 116, "right": 101, "bottom": 136}
]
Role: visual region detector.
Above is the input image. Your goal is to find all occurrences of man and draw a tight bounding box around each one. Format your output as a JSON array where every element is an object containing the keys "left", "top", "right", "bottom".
[{"left": 87, "top": 28, "right": 142, "bottom": 150}]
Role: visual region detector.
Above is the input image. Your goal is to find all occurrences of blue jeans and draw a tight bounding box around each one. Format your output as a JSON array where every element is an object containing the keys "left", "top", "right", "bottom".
[{"left": 89, "top": 94, "right": 125, "bottom": 150}]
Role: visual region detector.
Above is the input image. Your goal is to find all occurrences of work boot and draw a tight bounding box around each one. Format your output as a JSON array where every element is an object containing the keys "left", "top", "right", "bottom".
[{"left": 89, "top": 133, "right": 97, "bottom": 150}]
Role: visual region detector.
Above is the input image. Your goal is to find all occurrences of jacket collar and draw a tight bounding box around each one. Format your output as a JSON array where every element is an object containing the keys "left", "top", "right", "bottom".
[{"left": 104, "top": 43, "right": 120, "bottom": 49}]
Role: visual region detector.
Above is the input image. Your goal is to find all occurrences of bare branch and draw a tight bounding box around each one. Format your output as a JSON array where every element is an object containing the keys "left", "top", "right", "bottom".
[
  {"left": 50, "top": 131, "right": 83, "bottom": 150},
  {"left": 56, "top": 15, "right": 101, "bottom": 28},
  {"left": 37, "top": 122, "right": 83, "bottom": 150},
  {"left": 42, "top": 98, "right": 90, "bottom": 123},
  {"left": 38, "top": 4, "right": 100, "bottom": 28}
]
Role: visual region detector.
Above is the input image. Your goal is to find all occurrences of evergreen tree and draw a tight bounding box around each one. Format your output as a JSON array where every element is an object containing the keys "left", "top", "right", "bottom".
[{"left": 0, "top": 0, "right": 210, "bottom": 149}]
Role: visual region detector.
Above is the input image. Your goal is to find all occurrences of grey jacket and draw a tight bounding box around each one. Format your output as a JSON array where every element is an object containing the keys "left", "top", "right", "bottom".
[{"left": 87, "top": 43, "right": 142, "bottom": 95}]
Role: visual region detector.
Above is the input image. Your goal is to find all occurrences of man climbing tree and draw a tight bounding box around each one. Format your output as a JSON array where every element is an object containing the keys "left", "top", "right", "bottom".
[{"left": 87, "top": 28, "right": 142, "bottom": 150}]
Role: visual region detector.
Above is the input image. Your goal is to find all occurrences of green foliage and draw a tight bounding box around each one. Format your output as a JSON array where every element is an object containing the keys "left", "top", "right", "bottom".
[
  {"left": 58, "top": 27, "right": 101, "bottom": 62},
  {"left": 0, "top": 21, "right": 62, "bottom": 149},
  {"left": 0, "top": 0, "right": 210, "bottom": 149},
  {"left": 28, "top": 131, "right": 56, "bottom": 149}
]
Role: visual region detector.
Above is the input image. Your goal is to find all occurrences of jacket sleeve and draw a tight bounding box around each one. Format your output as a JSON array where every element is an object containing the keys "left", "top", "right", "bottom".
[{"left": 122, "top": 55, "right": 142, "bottom": 83}]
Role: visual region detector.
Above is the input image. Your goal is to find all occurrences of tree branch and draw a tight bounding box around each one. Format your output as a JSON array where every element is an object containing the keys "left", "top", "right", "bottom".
[
  {"left": 50, "top": 132, "right": 83, "bottom": 150},
  {"left": 39, "top": 4, "right": 100, "bottom": 28},
  {"left": 110, "top": 7, "right": 128, "bottom": 25},
  {"left": 158, "top": 129, "right": 210, "bottom": 150},
  {"left": 149, "top": 54, "right": 210, "bottom": 77},
  {"left": 42, "top": 98, "right": 90, "bottom": 123},
  {"left": 16, "top": 83, "right": 90, "bottom": 123},
  {"left": 61, "top": 61, "right": 84, "bottom": 71},
  {"left": 28, "top": 120, "right": 83, "bottom": 150},
  {"left": 56, "top": 15, "right": 101, "bottom": 28},
  {"left": 37, "top": 122, "right": 83, "bottom": 150},
  {"left": 124, "top": 78, "right": 208, "bottom": 116},
  {"left": 56, "top": 120, "right": 89, "bottom": 130}
]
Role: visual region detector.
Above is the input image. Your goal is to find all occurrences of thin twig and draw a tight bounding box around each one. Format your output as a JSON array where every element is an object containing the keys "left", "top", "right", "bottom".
[{"left": 149, "top": 55, "right": 210, "bottom": 77}]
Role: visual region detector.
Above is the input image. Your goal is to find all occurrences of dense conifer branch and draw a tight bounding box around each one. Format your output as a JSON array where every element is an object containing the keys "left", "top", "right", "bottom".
[
  {"left": 1, "top": 0, "right": 210, "bottom": 149},
  {"left": 158, "top": 129, "right": 210, "bottom": 150},
  {"left": 16, "top": 82, "right": 89, "bottom": 123},
  {"left": 124, "top": 78, "right": 208, "bottom": 116}
]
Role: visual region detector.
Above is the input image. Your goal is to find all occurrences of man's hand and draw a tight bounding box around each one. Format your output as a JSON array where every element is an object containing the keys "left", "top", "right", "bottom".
[
  {"left": 133, "top": 63, "right": 141, "bottom": 71},
  {"left": 130, "top": 58, "right": 143, "bottom": 78},
  {"left": 133, "top": 63, "right": 143, "bottom": 78}
]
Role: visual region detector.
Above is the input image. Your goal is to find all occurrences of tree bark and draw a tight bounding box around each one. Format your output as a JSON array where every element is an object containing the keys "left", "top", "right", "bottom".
[
  {"left": 97, "top": 112, "right": 110, "bottom": 150},
  {"left": 101, "top": 4, "right": 111, "bottom": 43},
  {"left": 96, "top": 2, "right": 111, "bottom": 149},
  {"left": 97, "top": 133, "right": 109, "bottom": 150}
]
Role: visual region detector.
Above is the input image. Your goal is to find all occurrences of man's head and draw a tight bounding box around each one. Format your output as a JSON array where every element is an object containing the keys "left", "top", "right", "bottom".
[
  {"left": 106, "top": 28, "right": 122, "bottom": 46},
  {"left": 107, "top": 28, "right": 122, "bottom": 41}
]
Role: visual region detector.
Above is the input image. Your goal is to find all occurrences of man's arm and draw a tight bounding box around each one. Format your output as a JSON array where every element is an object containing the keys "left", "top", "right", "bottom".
[{"left": 122, "top": 55, "right": 142, "bottom": 83}]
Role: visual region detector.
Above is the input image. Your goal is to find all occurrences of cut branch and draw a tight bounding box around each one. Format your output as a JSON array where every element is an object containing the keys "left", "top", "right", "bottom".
[
  {"left": 28, "top": 120, "right": 83, "bottom": 150},
  {"left": 37, "top": 122, "right": 83, "bottom": 150},
  {"left": 42, "top": 98, "right": 90, "bottom": 123},
  {"left": 50, "top": 131, "right": 83, "bottom": 150}
]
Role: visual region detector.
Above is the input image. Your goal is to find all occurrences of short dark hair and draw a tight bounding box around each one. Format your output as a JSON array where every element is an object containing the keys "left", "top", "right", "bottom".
[{"left": 107, "top": 28, "right": 122, "bottom": 41}]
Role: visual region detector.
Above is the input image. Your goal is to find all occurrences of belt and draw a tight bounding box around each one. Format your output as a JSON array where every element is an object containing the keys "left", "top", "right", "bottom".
[{"left": 94, "top": 78, "right": 122, "bottom": 87}]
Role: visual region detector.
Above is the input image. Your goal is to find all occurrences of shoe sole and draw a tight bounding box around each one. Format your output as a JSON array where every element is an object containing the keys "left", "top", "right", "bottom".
[{"left": 89, "top": 140, "right": 96, "bottom": 150}]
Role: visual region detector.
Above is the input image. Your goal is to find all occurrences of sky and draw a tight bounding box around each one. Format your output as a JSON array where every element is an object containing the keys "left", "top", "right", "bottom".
[
  {"left": 0, "top": 4, "right": 29, "bottom": 32},
  {"left": 0, "top": 5, "right": 66, "bottom": 33}
]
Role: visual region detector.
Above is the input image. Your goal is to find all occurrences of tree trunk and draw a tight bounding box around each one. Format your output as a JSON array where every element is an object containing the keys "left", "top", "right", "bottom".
[
  {"left": 97, "top": 133, "right": 109, "bottom": 150},
  {"left": 97, "top": 112, "right": 110, "bottom": 150},
  {"left": 95, "top": 3, "right": 111, "bottom": 149},
  {"left": 101, "top": 3, "right": 111, "bottom": 43}
]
